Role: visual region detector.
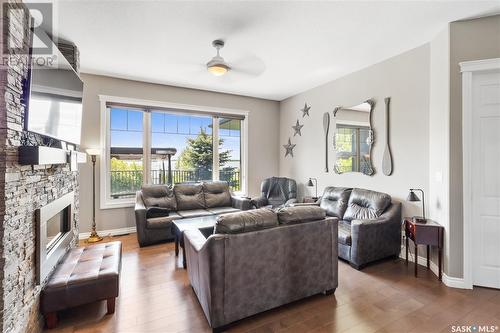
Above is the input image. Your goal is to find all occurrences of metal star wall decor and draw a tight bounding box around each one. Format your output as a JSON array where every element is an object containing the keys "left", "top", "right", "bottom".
[
  {"left": 292, "top": 119, "right": 304, "bottom": 136},
  {"left": 283, "top": 138, "right": 296, "bottom": 158},
  {"left": 301, "top": 103, "right": 311, "bottom": 117}
]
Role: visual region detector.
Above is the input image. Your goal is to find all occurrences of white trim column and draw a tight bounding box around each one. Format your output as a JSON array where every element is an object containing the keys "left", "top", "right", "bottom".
[
  {"left": 143, "top": 110, "right": 151, "bottom": 184},
  {"left": 212, "top": 116, "right": 220, "bottom": 181},
  {"left": 460, "top": 57, "right": 500, "bottom": 290}
]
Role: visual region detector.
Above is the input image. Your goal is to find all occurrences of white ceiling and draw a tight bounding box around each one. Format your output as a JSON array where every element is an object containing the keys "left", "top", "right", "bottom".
[{"left": 52, "top": 1, "right": 499, "bottom": 101}]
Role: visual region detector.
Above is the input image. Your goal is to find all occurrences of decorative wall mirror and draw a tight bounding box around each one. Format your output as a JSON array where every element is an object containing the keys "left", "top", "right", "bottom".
[{"left": 333, "top": 99, "right": 375, "bottom": 175}]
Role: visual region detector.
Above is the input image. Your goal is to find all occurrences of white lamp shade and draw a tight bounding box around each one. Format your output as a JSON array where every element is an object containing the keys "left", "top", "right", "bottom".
[{"left": 86, "top": 148, "right": 101, "bottom": 156}]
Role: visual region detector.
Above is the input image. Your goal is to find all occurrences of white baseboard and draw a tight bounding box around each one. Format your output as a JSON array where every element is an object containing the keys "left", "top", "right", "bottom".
[
  {"left": 399, "top": 248, "right": 440, "bottom": 277},
  {"left": 399, "top": 246, "right": 469, "bottom": 289},
  {"left": 79, "top": 226, "right": 137, "bottom": 240},
  {"left": 442, "top": 274, "right": 470, "bottom": 289}
]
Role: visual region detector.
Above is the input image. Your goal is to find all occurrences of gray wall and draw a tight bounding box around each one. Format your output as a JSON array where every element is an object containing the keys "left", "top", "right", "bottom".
[
  {"left": 278, "top": 15, "right": 500, "bottom": 279},
  {"left": 79, "top": 74, "right": 280, "bottom": 233},
  {"left": 279, "top": 44, "right": 430, "bottom": 220},
  {"left": 448, "top": 15, "right": 500, "bottom": 278}
]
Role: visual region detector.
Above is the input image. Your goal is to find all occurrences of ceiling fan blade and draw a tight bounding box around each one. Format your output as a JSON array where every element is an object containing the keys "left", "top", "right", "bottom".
[
  {"left": 229, "top": 55, "right": 266, "bottom": 77},
  {"left": 230, "top": 67, "right": 259, "bottom": 77}
]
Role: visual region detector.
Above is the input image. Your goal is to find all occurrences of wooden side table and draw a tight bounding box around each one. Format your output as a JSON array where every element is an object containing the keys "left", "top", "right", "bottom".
[{"left": 404, "top": 218, "right": 444, "bottom": 280}]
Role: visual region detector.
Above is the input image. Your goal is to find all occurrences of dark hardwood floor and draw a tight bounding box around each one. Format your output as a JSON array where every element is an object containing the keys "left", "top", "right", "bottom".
[{"left": 44, "top": 234, "right": 500, "bottom": 333}]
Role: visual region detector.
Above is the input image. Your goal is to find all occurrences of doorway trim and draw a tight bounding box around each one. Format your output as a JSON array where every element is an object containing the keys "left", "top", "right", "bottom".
[{"left": 460, "top": 58, "right": 500, "bottom": 290}]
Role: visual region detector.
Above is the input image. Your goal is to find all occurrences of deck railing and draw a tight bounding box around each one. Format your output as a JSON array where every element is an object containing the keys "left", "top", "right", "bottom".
[{"left": 110, "top": 169, "right": 240, "bottom": 198}]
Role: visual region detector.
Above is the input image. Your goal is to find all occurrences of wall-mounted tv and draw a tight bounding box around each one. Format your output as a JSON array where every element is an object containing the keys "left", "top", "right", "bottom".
[{"left": 24, "top": 29, "right": 84, "bottom": 145}]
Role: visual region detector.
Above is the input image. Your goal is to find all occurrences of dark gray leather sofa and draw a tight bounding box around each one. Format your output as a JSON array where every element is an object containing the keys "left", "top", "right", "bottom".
[
  {"left": 134, "top": 181, "right": 252, "bottom": 247},
  {"left": 183, "top": 206, "right": 338, "bottom": 332},
  {"left": 251, "top": 176, "right": 298, "bottom": 208},
  {"left": 296, "top": 187, "right": 402, "bottom": 269}
]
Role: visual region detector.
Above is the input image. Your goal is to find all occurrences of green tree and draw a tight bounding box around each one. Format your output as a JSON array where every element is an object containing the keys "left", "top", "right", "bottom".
[
  {"left": 110, "top": 158, "right": 142, "bottom": 171},
  {"left": 176, "top": 129, "right": 231, "bottom": 174}
]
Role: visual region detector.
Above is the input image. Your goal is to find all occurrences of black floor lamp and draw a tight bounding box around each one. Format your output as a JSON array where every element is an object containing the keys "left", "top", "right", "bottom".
[{"left": 86, "top": 148, "right": 103, "bottom": 243}]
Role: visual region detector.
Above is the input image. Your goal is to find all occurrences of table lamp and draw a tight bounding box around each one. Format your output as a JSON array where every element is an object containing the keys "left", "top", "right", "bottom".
[
  {"left": 407, "top": 188, "right": 426, "bottom": 223},
  {"left": 307, "top": 178, "right": 318, "bottom": 199}
]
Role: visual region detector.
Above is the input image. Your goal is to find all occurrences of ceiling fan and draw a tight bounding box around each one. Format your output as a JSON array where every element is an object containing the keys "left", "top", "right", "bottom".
[
  {"left": 204, "top": 39, "right": 264, "bottom": 78},
  {"left": 206, "top": 40, "right": 230, "bottom": 76}
]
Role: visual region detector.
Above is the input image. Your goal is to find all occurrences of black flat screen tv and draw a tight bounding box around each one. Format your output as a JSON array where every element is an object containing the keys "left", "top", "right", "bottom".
[{"left": 24, "top": 28, "right": 84, "bottom": 145}]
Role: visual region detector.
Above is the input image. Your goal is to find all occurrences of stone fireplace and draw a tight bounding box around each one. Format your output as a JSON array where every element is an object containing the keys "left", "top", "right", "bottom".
[
  {"left": 36, "top": 192, "right": 75, "bottom": 285},
  {"left": 0, "top": 2, "right": 81, "bottom": 332}
]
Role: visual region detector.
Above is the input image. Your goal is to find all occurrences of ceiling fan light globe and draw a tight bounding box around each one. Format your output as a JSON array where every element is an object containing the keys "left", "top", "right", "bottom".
[{"left": 207, "top": 63, "right": 229, "bottom": 76}]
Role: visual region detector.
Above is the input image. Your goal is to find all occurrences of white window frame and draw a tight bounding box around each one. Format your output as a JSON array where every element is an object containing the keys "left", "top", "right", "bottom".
[{"left": 99, "top": 95, "right": 249, "bottom": 210}]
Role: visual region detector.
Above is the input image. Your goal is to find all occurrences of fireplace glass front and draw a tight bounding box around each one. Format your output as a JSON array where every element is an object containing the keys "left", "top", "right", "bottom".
[{"left": 46, "top": 205, "right": 70, "bottom": 253}]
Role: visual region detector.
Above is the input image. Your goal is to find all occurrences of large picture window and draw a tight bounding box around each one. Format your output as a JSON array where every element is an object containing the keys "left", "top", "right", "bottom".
[
  {"left": 151, "top": 111, "right": 214, "bottom": 185},
  {"left": 100, "top": 98, "right": 247, "bottom": 208},
  {"left": 218, "top": 117, "right": 242, "bottom": 191},
  {"left": 109, "top": 108, "right": 144, "bottom": 199}
]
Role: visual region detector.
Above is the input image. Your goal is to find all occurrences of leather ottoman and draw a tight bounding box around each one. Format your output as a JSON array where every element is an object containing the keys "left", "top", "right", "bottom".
[{"left": 41, "top": 241, "right": 122, "bottom": 329}]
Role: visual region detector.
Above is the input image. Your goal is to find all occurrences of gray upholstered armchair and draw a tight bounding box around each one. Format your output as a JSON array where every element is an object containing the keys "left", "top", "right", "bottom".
[
  {"left": 294, "top": 187, "right": 402, "bottom": 269},
  {"left": 251, "top": 177, "right": 297, "bottom": 208}
]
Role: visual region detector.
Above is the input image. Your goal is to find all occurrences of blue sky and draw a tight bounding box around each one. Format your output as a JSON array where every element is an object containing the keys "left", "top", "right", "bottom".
[{"left": 110, "top": 108, "right": 241, "bottom": 161}]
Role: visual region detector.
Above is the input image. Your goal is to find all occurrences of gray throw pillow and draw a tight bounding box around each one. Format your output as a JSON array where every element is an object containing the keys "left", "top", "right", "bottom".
[
  {"left": 146, "top": 207, "right": 170, "bottom": 219},
  {"left": 214, "top": 208, "right": 278, "bottom": 234},
  {"left": 277, "top": 206, "right": 326, "bottom": 225}
]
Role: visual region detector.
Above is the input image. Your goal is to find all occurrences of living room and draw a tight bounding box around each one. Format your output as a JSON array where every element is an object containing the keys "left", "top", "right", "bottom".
[{"left": 0, "top": 1, "right": 500, "bottom": 333}]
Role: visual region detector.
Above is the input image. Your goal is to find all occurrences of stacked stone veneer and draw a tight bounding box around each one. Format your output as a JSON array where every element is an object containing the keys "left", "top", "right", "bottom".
[{"left": 0, "top": 2, "right": 80, "bottom": 332}]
